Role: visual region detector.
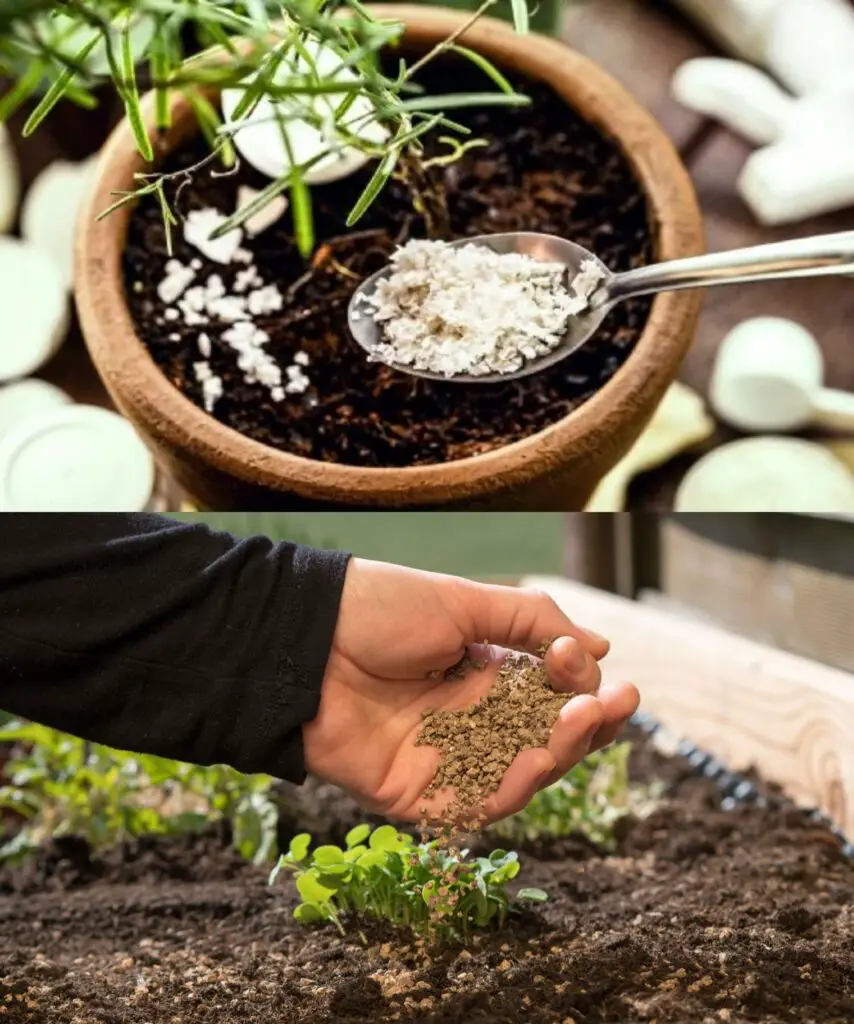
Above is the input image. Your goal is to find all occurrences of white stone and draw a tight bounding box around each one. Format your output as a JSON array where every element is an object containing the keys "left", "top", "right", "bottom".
[
  {"left": 0, "top": 405, "right": 155, "bottom": 511},
  {"left": 0, "top": 237, "right": 70, "bottom": 381},
  {"left": 0, "top": 378, "right": 71, "bottom": 442},
  {"left": 157, "top": 259, "right": 196, "bottom": 304},
  {"left": 221, "top": 38, "right": 389, "bottom": 186},
  {"left": 237, "top": 185, "right": 288, "bottom": 237},
  {"left": 20, "top": 157, "right": 96, "bottom": 290},
  {"left": 674, "top": 437, "right": 854, "bottom": 512},
  {"left": 183, "top": 208, "right": 243, "bottom": 265}
]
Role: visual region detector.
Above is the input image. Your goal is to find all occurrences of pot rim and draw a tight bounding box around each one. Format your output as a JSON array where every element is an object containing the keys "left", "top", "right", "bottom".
[{"left": 75, "top": 4, "right": 704, "bottom": 505}]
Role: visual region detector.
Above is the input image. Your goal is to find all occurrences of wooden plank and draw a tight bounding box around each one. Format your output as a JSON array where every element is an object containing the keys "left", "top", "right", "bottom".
[
  {"left": 521, "top": 574, "right": 854, "bottom": 838},
  {"left": 561, "top": 0, "right": 711, "bottom": 148}
]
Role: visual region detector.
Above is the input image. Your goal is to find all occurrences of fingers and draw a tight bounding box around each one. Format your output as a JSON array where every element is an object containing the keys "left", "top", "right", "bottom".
[
  {"left": 541, "top": 681, "right": 639, "bottom": 786},
  {"left": 587, "top": 680, "right": 640, "bottom": 753},
  {"left": 457, "top": 580, "right": 610, "bottom": 662},
  {"left": 543, "top": 635, "right": 601, "bottom": 694},
  {"left": 483, "top": 695, "right": 604, "bottom": 821}
]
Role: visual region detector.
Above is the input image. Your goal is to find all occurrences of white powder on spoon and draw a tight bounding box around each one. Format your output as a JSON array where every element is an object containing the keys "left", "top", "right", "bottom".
[{"left": 366, "top": 239, "right": 605, "bottom": 378}]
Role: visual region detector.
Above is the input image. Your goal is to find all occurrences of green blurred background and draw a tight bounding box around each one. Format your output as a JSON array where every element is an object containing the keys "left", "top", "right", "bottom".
[{"left": 173, "top": 513, "right": 564, "bottom": 577}]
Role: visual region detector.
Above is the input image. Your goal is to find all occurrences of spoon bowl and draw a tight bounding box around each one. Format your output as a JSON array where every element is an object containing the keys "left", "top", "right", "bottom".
[
  {"left": 347, "top": 229, "right": 854, "bottom": 384},
  {"left": 347, "top": 232, "right": 613, "bottom": 385}
]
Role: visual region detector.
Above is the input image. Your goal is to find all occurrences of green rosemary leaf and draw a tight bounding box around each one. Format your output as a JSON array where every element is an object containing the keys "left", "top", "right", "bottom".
[
  {"left": 346, "top": 146, "right": 398, "bottom": 227},
  {"left": 121, "top": 18, "right": 154, "bottom": 161},
  {"left": 510, "top": 0, "right": 530, "bottom": 34},
  {"left": 290, "top": 168, "right": 315, "bottom": 258},
  {"left": 448, "top": 45, "right": 514, "bottom": 94},
  {"left": 0, "top": 60, "right": 44, "bottom": 124},
  {"left": 398, "top": 91, "right": 530, "bottom": 113},
  {"left": 22, "top": 32, "right": 99, "bottom": 136}
]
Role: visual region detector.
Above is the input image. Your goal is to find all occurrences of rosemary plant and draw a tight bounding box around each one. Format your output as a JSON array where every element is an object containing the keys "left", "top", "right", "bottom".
[{"left": 0, "top": 0, "right": 534, "bottom": 255}]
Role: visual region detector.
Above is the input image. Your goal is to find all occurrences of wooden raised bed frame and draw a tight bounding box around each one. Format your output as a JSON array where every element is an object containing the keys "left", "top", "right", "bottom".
[{"left": 521, "top": 575, "right": 854, "bottom": 840}]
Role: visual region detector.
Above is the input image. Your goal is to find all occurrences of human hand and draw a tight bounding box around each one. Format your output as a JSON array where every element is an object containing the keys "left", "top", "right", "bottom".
[{"left": 303, "top": 559, "right": 639, "bottom": 824}]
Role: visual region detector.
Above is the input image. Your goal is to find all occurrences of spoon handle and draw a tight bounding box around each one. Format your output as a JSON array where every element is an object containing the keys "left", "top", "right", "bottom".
[
  {"left": 811, "top": 388, "right": 854, "bottom": 433},
  {"left": 605, "top": 231, "right": 854, "bottom": 304}
]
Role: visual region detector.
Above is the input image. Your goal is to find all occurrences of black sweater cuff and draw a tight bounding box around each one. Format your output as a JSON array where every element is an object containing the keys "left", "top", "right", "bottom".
[{"left": 0, "top": 514, "right": 351, "bottom": 783}]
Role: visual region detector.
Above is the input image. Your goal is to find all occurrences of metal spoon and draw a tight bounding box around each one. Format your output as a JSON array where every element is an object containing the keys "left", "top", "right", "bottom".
[{"left": 347, "top": 230, "right": 854, "bottom": 384}]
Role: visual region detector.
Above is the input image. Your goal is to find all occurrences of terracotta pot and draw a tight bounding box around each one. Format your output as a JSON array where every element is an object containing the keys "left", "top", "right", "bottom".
[{"left": 75, "top": 6, "right": 704, "bottom": 510}]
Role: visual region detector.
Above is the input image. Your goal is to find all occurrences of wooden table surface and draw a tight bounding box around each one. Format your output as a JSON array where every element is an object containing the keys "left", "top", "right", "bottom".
[{"left": 6, "top": 0, "right": 853, "bottom": 511}]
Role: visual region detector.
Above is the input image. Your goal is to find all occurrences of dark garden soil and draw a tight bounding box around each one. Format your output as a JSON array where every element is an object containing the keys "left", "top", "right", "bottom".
[
  {"left": 124, "top": 58, "right": 653, "bottom": 469},
  {"left": 2, "top": 729, "right": 852, "bottom": 1024}
]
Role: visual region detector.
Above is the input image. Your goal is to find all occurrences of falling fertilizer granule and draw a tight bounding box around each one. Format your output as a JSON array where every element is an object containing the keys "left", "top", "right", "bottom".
[{"left": 366, "top": 239, "right": 605, "bottom": 378}]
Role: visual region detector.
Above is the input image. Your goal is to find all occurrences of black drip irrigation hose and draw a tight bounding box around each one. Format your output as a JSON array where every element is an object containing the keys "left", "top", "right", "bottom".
[{"left": 628, "top": 711, "right": 854, "bottom": 861}]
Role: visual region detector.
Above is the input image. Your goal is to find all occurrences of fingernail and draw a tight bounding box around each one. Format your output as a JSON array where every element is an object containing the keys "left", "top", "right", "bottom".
[{"left": 566, "top": 642, "right": 587, "bottom": 673}]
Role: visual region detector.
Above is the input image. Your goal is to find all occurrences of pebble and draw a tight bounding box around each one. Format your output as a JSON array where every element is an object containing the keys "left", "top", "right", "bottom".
[
  {"left": 0, "top": 379, "right": 71, "bottom": 442},
  {"left": 220, "top": 39, "right": 388, "bottom": 186},
  {"left": 0, "top": 405, "right": 155, "bottom": 511},
  {"left": 0, "top": 237, "right": 70, "bottom": 381},
  {"left": 674, "top": 437, "right": 854, "bottom": 513},
  {"left": 20, "top": 158, "right": 96, "bottom": 289}
]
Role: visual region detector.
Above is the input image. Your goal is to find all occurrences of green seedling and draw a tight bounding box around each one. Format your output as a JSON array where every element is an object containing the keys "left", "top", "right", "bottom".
[
  {"left": 492, "top": 743, "right": 654, "bottom": 848},
  {"left": 269, "top": 823, "right": 548, "bottom": 944},
  {"left": 0, "top": 719, "right": 278, "bottom": 865}
]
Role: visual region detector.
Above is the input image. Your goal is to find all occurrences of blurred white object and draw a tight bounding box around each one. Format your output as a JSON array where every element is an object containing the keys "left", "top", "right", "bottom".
[
  {"left": 0, "top": 124, "right": 19, "bottom": 235},
  {"left": 42, "top": 12, "right": 155, "bottom": 78},
  {"left": 0, "top": 405, "right": 156, "bottom": 511},
  {"left": 0, "top": 237, "right": 69, "bottom": 382},
  {"left": 672, "top": 0, "right": 854, "bottom": 225},
  {"left": 221, "top": 39, "right": 388, "bottom": 186},
  {"left": 674, "top": 436, "right": 854, "bottom": 512},
  {"left": 586, "top": 382, "right": 715, "bottom": 511},
  {"left": 710, "top": 317, "right": 854, "bottom": 433},
  {"left": 670, "top": 0, "right": 782, "bottom": 63},
  {"left": 21, "top": 158, "right": 97, "bottom": 290},
  {"left": 672, "top": 59, "right": 792, "bottom": 145},
  {"left": 0, "top": 378, "right": 71, "bottom": 442},
  {"left": 763, "top": 0, "right": 854, "bottom": 95}
]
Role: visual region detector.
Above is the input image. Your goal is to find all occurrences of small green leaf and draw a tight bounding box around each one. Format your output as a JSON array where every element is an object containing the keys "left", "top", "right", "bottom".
[
  {"left": 368, "top": 824, "right": 408, "bottom": 851},
  {"left": 296, "top": 872, "right": 336, "bottom": 904},
  {"left": 516, "top": 887, "right": 549, "bottom": 902},
  {"left": 345, "top": 824, "right": 371, "bottom": 848},
  {"left": 294, "top": 902, "right": 325, "bottom": 924},
  {"left": 120, "top": 19, "right": 154, "bottom": 161},
  {"left": 288, "top": 833, "right": 311, "bottom": 861},
  {"left": 313, "top": 845, "right": 345, "bottom": 865}
]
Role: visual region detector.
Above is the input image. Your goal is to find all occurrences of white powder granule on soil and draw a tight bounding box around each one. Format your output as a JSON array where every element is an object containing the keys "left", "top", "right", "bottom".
[{"left": 365, "top": 239, "right": 605, "bottom": 377}]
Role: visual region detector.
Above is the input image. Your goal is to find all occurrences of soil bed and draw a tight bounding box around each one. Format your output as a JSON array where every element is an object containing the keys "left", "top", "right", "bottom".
[
  {"left": 2, "top": 729, "right": 852, "bottom": 1023},
  {"left": 124, "top": 60, "right": 653, "bottom": 469}
]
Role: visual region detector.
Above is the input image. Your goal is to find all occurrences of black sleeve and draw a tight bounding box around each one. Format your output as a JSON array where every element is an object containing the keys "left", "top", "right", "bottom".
[{"left": 0, "top": 513, "right": 350, "bottom": 783}]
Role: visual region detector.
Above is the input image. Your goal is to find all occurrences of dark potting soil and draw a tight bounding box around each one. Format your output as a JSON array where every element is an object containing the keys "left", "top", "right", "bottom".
[
  {"left": 2, "top": 731, "right": 852, "bottom": 1024},
  {"left": 124, "top": 62, "right": 653, "bottom": 469}
]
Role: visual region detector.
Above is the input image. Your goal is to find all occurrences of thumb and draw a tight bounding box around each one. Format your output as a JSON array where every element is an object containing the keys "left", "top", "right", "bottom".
[{"left": 454, "top": 580, "right": 609, "bottom": 660}]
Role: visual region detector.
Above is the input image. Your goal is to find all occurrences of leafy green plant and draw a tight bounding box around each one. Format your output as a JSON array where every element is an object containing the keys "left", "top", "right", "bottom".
[
  {"left": 270, "top": 822, "right": 547, "bottom": 943},
  {"left": 492, "top": 742, "right": 653, "bottom": 848},
  {"left": 0, "top": 0, "right": 535, "bottom": 255},
  {"left": 0, "top": 719, "right": 278, "bottom": 865}
]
